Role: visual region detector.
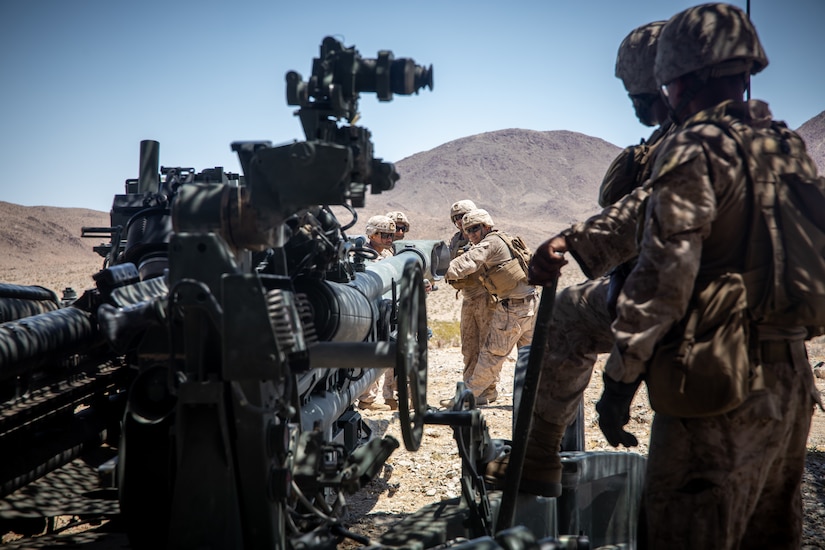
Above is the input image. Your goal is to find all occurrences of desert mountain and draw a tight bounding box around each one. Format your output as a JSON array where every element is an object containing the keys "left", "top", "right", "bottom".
[{"left": 360, "top": 129, "right": 621, "bottom": 248}]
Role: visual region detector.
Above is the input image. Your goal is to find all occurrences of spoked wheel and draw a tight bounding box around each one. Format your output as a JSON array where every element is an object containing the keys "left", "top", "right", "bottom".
[{"left": 395, "top": 259, "right": 428, "bottom": 451}]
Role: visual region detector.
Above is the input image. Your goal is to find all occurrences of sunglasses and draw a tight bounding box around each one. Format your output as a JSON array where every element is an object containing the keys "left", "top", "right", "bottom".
[
  {"left": 396, "top": 225, "right": 409, "bottom": 233},
  {"left": 464, "top": 225, "right": 482, "bottom": 234},
  {"left": 452, "top": 215, "right": 463, "bottom": 223},
  {"left": 379, "top": 232, "right": 394, "bottom": 239}
]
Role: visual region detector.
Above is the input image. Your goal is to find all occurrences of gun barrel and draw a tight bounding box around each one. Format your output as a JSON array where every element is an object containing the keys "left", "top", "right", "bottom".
[
  {"left": 138, "top": 139, "right": 160, "bottom": 194},
  {"left": 394, "top": 239, "right": 451, "bottom": 280},
  {"left": 352, "top": 243, "right": 441, "bottom": 300},
  {"left": 300, "top": 245, "right": 439, "bottom": 343},
  {"left": 297, "top": 279, "right": 375, "bottom": 343},
  {"left": 0, "top": 283, "right": 60, "bottom": 303},
  {"left": 300, "top": 342, "right": 394, "bottom": 433},
  {"left": 0, "top": 284, "right": 61, "bottom": 323},
  {"left": 0, "top": 308, "right": 101, "bottom": 380},
  {"left": 293, "top": 250, "right": 434, "bottom": 434}
]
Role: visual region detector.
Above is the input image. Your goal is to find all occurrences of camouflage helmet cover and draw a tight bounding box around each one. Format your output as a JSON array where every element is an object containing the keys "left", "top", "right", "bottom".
[
  {"left": 385, "top": 211, "right": 410, "bottom": 227},
  {"left": 450, "top": 200, "right": 477, "bottom": 220},
  {"left": 365, "top": 215, "right": 396, "bottom": 236},
  {"left": 655, "top": 2, "right": 768, "bottom": 87},
  {"left": 615, "top": 20, "right": 667, "bottom": 95},
  {"left": 462, "top": 209, "right": 494, "bottom": 228}
]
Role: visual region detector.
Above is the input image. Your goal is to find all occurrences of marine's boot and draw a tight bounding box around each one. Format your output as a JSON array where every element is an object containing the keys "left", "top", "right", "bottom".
[
  {"left": 484, "top": 414, "right": 565, "bottom": 497},
  {"left": 477, "top": 386, "right": 498, "bottom": 405}
]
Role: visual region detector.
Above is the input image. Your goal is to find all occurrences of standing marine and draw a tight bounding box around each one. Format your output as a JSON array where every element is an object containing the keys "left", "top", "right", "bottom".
[
  {"left": 444, "top": 200, "right": 494, "bottom": 388},
  {"left": 357, "top": 214, "right": 397, "bottom": 411},
  {"left": 445, "top": 209, "right": 536, "bottom": 405}
]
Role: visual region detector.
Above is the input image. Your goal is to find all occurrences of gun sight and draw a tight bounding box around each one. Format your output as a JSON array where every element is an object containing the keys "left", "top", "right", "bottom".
[{"left": 286, "top": 36, "right": 433, "bottom": 123}]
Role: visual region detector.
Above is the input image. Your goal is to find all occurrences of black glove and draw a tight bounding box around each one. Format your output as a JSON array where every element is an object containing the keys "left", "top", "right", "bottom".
[{"left": 595, "top": 373, "right": 642, "bottom": 448}]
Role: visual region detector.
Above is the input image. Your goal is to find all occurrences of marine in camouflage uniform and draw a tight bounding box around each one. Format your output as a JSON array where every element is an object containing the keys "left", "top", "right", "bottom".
[
  {"left": 381, "top": 210, "right": 429, "bottom": 408},
  {"left": 361, "top": 215, "right": 395, "bottom": 262},
  {"left": 446, "top": 200, "right": 494, "bottom": 386},
  {"left": 486, "top": 20, "right": 672, "bottom": 498},
  {"left": 597, "top": 5, "right": 819, "bottom": 547},
  {"left": 357, "top": 215, "right": 396, "bottom": 411},
  {"left": 446, "top": 209, "right": 536, "bottom": 403}
]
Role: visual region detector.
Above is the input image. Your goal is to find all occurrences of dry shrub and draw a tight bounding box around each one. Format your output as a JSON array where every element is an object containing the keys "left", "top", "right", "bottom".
[{"left": 428, "top": 320, "right": 461, "bottom": 348}]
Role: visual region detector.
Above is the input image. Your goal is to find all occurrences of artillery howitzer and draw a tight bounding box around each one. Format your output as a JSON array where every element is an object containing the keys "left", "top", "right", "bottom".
[{"left": 0, "top": 37, "right": 645, "bottom": 549}]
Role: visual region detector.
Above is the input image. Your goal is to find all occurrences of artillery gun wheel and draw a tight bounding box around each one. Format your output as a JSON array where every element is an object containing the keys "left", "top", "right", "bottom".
[{"left": 396, "top": 260, "right": 428, "bottom": 451}]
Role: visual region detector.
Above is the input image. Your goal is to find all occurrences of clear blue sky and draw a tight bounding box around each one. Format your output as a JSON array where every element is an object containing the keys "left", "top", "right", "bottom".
[{"left": 2, "top": 0, "right": 823, "bottom": 212}]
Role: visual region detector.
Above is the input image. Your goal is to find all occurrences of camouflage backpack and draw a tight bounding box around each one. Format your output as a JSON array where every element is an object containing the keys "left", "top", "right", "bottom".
[
  {"left": 647, "top": 115, "right": 825, "bottom": 418},
  {"left": 500, "top": 233, "right": 533, "bottom": 279},
  {"left": 718, "top": 117, "right": 825, "bottom": 335},
  {"left": 481, "top": 232, "right": 532, "bottom": 297}
]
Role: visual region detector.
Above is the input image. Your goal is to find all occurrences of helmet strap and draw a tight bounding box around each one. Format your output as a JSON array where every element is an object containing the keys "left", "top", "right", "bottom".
[{"left": 662, "top": 74, "right": 704, "bottom": 125}]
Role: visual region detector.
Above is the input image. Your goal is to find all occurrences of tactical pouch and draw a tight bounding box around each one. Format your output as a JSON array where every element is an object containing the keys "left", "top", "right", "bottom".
[
  {"left": 481, "top": 259, "right": 525, "bottom": 297},
  {"left": 647, "top": 272, "right": 756, "bottom": 418},
  {"left": 598, "top": 144, "right": 647, "bottom": 207},
  {"left": 698, "top": 117, "right": 825, "bottom": 336},
  {"left": 606, "top": 262, "right": 634, "bottom": 320}
]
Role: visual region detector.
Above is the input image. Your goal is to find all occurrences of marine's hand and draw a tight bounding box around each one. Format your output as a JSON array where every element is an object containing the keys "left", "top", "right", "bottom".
[
  {"left": 529, "top": 235, "right": 568, "bottom": 285},
  {"left": 595, "top": 373, "right": 641, "bottom": 448}
]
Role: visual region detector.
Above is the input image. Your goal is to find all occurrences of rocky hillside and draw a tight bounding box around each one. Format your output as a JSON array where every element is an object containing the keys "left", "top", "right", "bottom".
[
  {"left": 796, "top": 110, "right": 825, "bottom": 174},
  {"left": 0, "top": 202, "right": 109, "bottom": 292},
  {"left": 363, "top": 128, "right": 621, "bottom": 248},
  {"left": 1, "top": 111, "right": 824, "bottom": 293}
]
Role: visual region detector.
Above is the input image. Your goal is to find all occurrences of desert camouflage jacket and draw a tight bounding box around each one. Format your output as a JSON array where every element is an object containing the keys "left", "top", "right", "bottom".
[{"left": 364, "top": 242, "right": 394, "bottom": 261}]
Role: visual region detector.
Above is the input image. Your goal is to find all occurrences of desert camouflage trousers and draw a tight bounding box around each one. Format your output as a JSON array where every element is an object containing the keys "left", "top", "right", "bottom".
[
  {"left": 641, "top": 340, "right": 817, "bottom": 549},
  {"left": 461, "top": 293, "right": 494, "bottom": 383},
  {"left": 358, "top": 370, "right": 394, "bottom": 403},
  {"left": 465, "top": 295, "right": 535, "bottom": 397},
  {"left": 382, "top": 369, "right": 396, "bottom": 401},
  {"left": 533, "top": 276, "right": 614, "bottom": 426}
]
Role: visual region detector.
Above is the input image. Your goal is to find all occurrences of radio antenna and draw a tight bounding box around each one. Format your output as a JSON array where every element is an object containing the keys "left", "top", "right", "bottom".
[{"left": 747, "top": 0, "right": 752, "bottom": 100}]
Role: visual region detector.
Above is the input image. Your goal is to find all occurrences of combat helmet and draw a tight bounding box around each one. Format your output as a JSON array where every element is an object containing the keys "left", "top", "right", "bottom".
[
  {"left": 385, "top": 211, "right": 410, "bottom": 228},
  {"left": 462, "top": 209, "right": 494, "bottom": 228},
  {"left": 655, "top": 2, "right": 768, "bottom": 87},
  {"left": 365, "top": 215, "right": 396, "bottom": 236},
  {"left": 450, "top": 200, "right": 477, "bottom": 223},
  {"left": 615, "top": 20, "right": 666, "bottom": 96}
]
